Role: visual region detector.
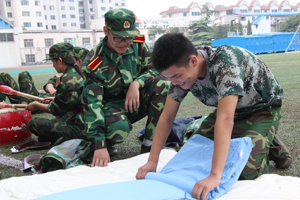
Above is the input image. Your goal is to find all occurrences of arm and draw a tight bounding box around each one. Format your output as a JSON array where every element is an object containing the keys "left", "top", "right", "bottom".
[
  {"left": 136, "top": 95, "right": 180, "bottom": 179},
  {"left": 43, "top": 76, "right": 60, "bottom": 97},
  {"left": 192, "top": 95, "right": 238, "bottom": 200},
  {"left": 26, "top": 101, "right": 49, "bottom": 113},
  {"left": 82, "top": 71, "right": 109, "bottom": 167}
]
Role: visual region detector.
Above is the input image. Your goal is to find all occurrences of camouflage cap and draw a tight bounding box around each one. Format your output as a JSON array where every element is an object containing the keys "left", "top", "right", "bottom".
[
  {"left": 105, "top": 8, "right": 140, "bottom": 37},
  {"left": 44, "top": 42, "right": 74, "bottom": 60},
  {"left": 74, "top": 47, "right": 89, "bottom": 60}
]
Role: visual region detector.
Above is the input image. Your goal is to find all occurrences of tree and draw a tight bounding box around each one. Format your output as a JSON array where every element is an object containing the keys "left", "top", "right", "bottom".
[
  {"left": 148, "top": 26, "right": 166, "bottom": 36},
  {"left": 238, "top": 22, "right": 243, "bottom": 35},
  {"left": 187, "top": 5, "right": 215, "bottom": 45},
  {"left": 247, "top": 20, "right": 252, "bottom": 35},
  {"left": 212, "top": 25, "right": 230, "bottom": 39},
  {"left": 279, "top": 13, "right": 300, "bottom": 32},
  {"left": 169, "top": 27, "right": 180, "bottom": 33},
  {"left": 230, "top": 20, "right": 235, "bottom": 32}
]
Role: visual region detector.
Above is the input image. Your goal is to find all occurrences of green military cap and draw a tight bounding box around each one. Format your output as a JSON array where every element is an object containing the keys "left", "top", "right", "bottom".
[
  {"left": 74, "top": 47, "right": 89, "bottom": 60},
  {"left": 105, "top": 8, "right": 140, "bottom": 37},
  {"left": 44, "top": 42, "right": 74, "bottom": 60}
]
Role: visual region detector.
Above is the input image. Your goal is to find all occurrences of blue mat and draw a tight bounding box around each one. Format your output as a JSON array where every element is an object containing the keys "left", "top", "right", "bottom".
[{"left": 34, "top": 135, "right": 253, "bottom": 200}]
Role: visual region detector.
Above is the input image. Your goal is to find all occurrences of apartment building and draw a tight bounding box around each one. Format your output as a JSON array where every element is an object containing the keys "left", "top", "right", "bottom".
[{"left": 0, "top": 0, "right": 127, "bottom": 30}]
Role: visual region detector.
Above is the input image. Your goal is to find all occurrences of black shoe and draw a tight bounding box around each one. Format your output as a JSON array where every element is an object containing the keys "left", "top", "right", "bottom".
[{"left": 269, "top": 134, "right": 292, "bottom": 169}]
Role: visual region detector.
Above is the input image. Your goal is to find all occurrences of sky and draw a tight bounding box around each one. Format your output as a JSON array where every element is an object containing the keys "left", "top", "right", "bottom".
[{"left": 127, "top": 0, "right": 300, "bottom": 18}]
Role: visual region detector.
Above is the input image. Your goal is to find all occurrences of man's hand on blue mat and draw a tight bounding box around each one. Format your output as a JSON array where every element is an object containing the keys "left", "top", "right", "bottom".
[
  {"left": 136, "top": 161, "right": 157, "bottom": 179},
  {"left": 92, "top": 148, "right": 110, "bottom": 167},
  {"left": 192, "top": 174, "right": 221, "bottom": 200}
]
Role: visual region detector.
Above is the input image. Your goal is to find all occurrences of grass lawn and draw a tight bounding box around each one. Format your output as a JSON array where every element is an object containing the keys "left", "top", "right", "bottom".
[{"left": 0, "top": 52, "right": 299, "bottom": 180}]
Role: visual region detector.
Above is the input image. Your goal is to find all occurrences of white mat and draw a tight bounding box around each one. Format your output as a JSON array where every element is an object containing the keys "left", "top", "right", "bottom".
[{"left": 0, "top": 149, "right": 299, "bottom": 200}]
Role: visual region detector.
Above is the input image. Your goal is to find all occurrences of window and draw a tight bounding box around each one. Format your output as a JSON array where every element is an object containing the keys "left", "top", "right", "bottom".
[
  {"left": 45, "top": 15, "right": 47, "bottom": 19},
  {"left": 254, "top": 9, "right": 260, "bottom": 13},
  {"left": 90, "top": 8, "right": 93, "bottom": 12},
  {"left": 69, "top": 0, "right": 74, "bottom": 2},
  {"left": 101, "top": 15, "right": 104, "bottom": 18},
  {"left": 22, "top": 11, "right": 30, "bottom": 16},
  {"left": 49, "top": 5, "right": 55, "bottom": 10},
  {"left": 71, "top": 23, "right": 76, "bottom": 27},
  {"left": 101, "top": 7, "right": 105, "bottom": 11},
  {"left": 63, "top": 23, "right": 67, "bottom": 27},
  {"left": 21, "top": 0, "right": 29, "bottom": 5},
  {"left": 121, "top": 3, "right": 124, "bottom": 6},
  {"left": 266, "top": 16, "right": 269, "bottom": 20},
  {"left": 46, "top": 25, "right": 48, "bottom": 29},
  {"left": 79, "top": 16, "right": 85, "bottom": 21},
  {"left": 50, "top": 15, "right": 55, "bottom": 20},
  {"left": 80, "top": 24, "right": 86, "bottom": 29},
  {"left": 6, "top": 1, "right": 11, "bottom": 7},
  {"left": 25, "top": 54, "right": 35, "bottom": 63},
  {"left": 7, "top": 12, "right": 12, "bottom": 18},
  {"left": 23, "top": 22, "right": 31, "bottom": 27},
  {"left": 283, "top": 9, "right": 291, "bottom": 12},
  {"left": 272, "top": 9, "right": 278, "bottom": 12},
  {"left": 70, "top": 14, "right": 76, "bottom": 18},
  {"left": 191, "top": 12, "right": 200, "bottom": 16},
  {"left": 79, "top": 1, "right": 83, "bottom": 6},
  {"left": 35, "top": 1, "right": 40, "bottom": 6},
  {"left": 61, "top": 6, "right": 65, "bottom": 10},
  {"left": 51, "top": 25, "right": 57, "bottom": 29},
  {"left": 0, "top": 33, "right": 14, "bottom": 42},
  {"left": 101, "top": 0, "right": 105, "bottom": 2},
  {"left": 64, "top": 38, "right": 73, "bottom": 43},
  {"left": 109, "top": 0, "right": 112, "bottom": 3},
  {"left": 37, "top": 22, "right": 43, "bottom": 27},
  {"left": 89, "top": 0, "right": 92, "bottom": 4},
  {"left": 36, "top": 11, "right": 42, "bottom": 17},
  {"left": 79, "top": 9, "right": 84, "bottom": 13},
  {"left": 115, "top": 3, "right": 118, "bottom": 6},
  {"left": 24, "top": 39, "right": 33, "bottom": 47},
  {"left": 62, "top": 14, "right": 66, "bottom": 18},
  {"left": 60, "top": 0, "right": 64, "bottom": 1},
  {"left": 70, "top": 6, "right": 75, "bottom": 10},
  {"left": 240, "top": 9, "right": 247, "bottom": 13},
  {"left": 241, "top": 17, "right": 246, "bottom": 21},
  {"left": 82, "top": 38, "right": 90, "bottom": 44},
  {"left": 252, "top": 17, "right": 255, "bottom": 20},
  {"left": 45, "top": 38, "right": 53, "bottom": 47},
  {"left": 43, "top": 5, "right": 46, "bottom": 10},
  {"left": 91, "top": 15, "right": 94, "bottom": 19},
  {"left": 183, "top": 12, "right": 187, "bottom": 17},
  {"left": 45, "top": 54, "right": 49, "bottom": 59},
  {"left": 109, "top": 7, "right": 113, "bottom": 10}
]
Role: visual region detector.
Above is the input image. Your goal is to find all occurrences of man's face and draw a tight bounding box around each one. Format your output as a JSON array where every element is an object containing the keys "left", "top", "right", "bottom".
[
  {"left": 104, "top": 27, "right": 134, "bottom": 54},
  {"left": 160, "top": 61, "right": 198, "bottom": 90}
]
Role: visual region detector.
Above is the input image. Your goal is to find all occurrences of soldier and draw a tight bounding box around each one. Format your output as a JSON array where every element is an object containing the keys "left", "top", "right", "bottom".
[
  {"left": 81, "top": 8, "right": 169, "bottom": 167},
  {"left": 136, "top": 33, "right": 291, "bottom": 200},
  {"left": 26, "top": 43, "right": 86, "bottom": 144}
]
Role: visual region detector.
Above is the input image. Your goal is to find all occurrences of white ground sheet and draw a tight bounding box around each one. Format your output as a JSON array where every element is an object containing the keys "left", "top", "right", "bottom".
[{"left": 0, "top": 149, "right": 299, "bottom": 200}]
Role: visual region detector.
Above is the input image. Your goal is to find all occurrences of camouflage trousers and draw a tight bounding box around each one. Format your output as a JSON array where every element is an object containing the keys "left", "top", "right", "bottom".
[
  {"left": 28, "top": 113, "right": 87, "bottom": 145},
  {"left": 0, "top": 71, "right": 49, "bottom": 103},
  {"left": 194, "top": 106, "right": 282, "bottom": 180},
  {"left": 103, "top": 78, "right": 169, "bottom": 146}
]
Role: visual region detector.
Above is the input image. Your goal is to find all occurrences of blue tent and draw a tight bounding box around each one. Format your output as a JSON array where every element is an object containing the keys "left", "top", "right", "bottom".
[
  {"left": 212, "top": 32, "right": 300, "bottom": 54},
  {"left": 0, "top": 17, "right": 13, "bottom": 28}
]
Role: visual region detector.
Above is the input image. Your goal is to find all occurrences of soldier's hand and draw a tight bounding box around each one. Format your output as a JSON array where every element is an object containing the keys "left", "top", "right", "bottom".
[
  {"left": 125, "top": 81, "right": 140, "bottom": 113},
  {"left": 26, "top": 102, "right": 39, "bottom": 112},
  {"left": 192, "top": 174, "right": 221, "bottom": 200},
  {"left": 41, "top": 97, "right": 54, "bottom": 104},
  {"left": 91, "top": 148, "right": 111, "bottom": 167},
  {"left": 136, "top": 161, "right": 157, "bottom": 179}
]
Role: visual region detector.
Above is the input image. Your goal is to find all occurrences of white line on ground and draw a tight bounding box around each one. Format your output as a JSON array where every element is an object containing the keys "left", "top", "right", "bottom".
[{"left": 0, "top": 154, "right": 23, "bottom": 170}]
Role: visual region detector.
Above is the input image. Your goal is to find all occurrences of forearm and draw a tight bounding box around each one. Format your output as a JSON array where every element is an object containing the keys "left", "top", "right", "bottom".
[
  {"left": 211, "top": 118, "right": 233, "bottom": 178},
  {"left": 45, "top": 83, "right": 56, "bottom": 95}
]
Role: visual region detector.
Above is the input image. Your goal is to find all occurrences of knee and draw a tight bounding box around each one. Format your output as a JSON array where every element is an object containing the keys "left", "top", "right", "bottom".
[{"left": 106, "top": 120, "right": 131, "bottom": 144}]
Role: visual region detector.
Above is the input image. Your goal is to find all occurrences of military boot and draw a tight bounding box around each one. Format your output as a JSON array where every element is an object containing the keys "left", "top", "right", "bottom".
[{"left": 269, "top": 134, "right": 292, "bottom": 169}]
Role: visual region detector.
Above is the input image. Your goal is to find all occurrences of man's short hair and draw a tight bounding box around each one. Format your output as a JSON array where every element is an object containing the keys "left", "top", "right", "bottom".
[{"left": 151, "top": 33, "right": 197, "bottom": 72}]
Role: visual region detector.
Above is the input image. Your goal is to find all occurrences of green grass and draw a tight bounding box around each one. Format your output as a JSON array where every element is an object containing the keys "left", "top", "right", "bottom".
[{"left": 0, "top": 52, "right": 300, "bottom": 180}]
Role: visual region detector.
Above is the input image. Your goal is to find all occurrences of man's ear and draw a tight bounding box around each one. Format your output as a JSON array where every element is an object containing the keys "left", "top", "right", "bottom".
[
  {"left": 103, "top": 26, "right": 108, "bottom": 36},
  {"left": 190, "top": 55, "right": 197, "bottom": 68}
]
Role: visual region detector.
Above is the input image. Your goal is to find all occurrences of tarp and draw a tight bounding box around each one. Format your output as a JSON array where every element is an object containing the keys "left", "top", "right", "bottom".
[{"left": 212, "top": 32, "right": 300, "bottom": 54}]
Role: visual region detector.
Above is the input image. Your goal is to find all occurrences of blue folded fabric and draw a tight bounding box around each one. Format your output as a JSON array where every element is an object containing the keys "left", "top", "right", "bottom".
[{"left": 145, "top": 134, "right": 253, "bottom": 200}]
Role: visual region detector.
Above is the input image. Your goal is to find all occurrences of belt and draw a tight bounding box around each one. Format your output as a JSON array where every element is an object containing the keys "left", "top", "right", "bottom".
[{"left": 10, "top": 140, "right": 52, "bottom": 153}]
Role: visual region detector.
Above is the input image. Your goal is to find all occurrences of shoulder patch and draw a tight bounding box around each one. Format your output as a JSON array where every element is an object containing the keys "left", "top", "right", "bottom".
[
  {"left": 56, "top": 78, "right": 60, "bottom": 87},
  {"left": 133, "top": 35, "right": 145, "bottom": 43},
  {"left": 88, "top": 56, "right": 103, "bottom": 71}
]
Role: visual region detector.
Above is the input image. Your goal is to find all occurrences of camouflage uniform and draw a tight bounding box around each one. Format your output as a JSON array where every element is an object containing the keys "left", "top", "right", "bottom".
[
  {"left": 81, "top": 8, "right": 169, "bottom": 151},
  {"left": 28, "top": 43, "right": 87, "bottom": 144},
  {"left": 169, "top": 45, "right": 286, "bottom": 180},
  {"left": 74, "top": 47, "right": 89, "bottom": 60},
  {"left": 0, "top": 72, "right": 22, "bottom": 103}
]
